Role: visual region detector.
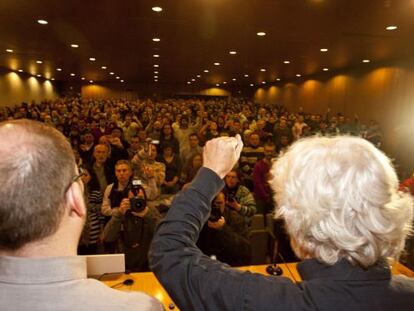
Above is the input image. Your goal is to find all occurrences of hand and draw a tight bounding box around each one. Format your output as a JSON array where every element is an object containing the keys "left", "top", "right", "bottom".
[
  {"left": 119, "top": 198, "right": 130, "bottom": 215},
  {"left": 226, "top": 199, "right": 241, "bottom": 211},
  {"left": 203, "top": 134, "right": 243, "bottom": 179},
  {"left": 110, "top": 137, "right": 123, "bottom": 148},
  {"left": 143, "top": 166, "right": 155, "bottom": 178},
  {"left": 207, "top": 217, "right": 225, "bottom": 230}
]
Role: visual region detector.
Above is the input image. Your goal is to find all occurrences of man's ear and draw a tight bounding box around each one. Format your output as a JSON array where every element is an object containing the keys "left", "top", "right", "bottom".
[{"left": 65, "top": 182, "right": 86, "bottom": 219}]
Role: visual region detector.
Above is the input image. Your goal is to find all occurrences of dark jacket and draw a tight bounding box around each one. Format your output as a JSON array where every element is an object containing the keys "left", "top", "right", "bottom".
[
  {"left": 104, "top": 207, "right": 161, "bottom": 272},
  {"left": 149, "top": 167, "right": 414, "bottom": 311}
]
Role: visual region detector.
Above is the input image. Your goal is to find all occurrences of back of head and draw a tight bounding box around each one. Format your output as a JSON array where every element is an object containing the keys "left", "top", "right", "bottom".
[
  {"left": 270, "top": 135, "right": 413, "bottom": 267},
  {"left": 0, "top": 119, "right": 76, "bottom": 250}
]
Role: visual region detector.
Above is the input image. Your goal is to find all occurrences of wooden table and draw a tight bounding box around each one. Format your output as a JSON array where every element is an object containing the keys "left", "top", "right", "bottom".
[{"left": 101, "top": 262, "right": 413, "bottom": 310}]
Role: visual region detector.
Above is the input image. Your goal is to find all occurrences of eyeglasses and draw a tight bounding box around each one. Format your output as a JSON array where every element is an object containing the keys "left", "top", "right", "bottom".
[{"left": 65, "top": 167, "right": 86, "bottom": 194}]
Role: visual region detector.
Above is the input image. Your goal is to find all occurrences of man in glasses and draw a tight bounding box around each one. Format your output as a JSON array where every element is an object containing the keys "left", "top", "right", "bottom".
[{"left": 0, "top": 120, "right": 162, "bottom": 311}]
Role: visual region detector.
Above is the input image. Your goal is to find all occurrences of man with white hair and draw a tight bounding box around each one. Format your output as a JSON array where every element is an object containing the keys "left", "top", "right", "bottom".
[
  {"left": 0, "top": 120, "right": 162, "bottom": 311},
  {"left": 150, "top": 135, "right": 414, "bottom": 310}
]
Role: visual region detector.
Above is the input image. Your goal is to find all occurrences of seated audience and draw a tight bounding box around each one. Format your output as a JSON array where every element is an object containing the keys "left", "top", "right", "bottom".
[
  {"left": 223, "top": 169, "right": 256, "bottom": 228},
  {"left": 197, "top": 192, "right": 252, "bottom": 266},
  {"left": 239, "top": 132, "right": 264, "bottom": 191}
]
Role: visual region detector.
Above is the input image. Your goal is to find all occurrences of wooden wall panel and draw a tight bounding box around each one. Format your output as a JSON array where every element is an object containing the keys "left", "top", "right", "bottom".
[{"left": 0, "top": 72, "right": 57, "bottom": 108}]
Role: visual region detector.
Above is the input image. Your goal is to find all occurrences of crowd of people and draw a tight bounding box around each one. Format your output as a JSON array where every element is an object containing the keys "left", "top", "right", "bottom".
[{"left": 0, "top": 96, "right": 402, "bottom": 271}]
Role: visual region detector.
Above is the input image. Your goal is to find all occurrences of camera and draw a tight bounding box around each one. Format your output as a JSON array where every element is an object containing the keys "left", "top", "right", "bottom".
[
  {"left": 209, "top": 201, "right": 223, "bottom": 222},
  {"left": 225, "top": 190, "right": 237, "bottom": 204},
  {"left": 129, "top": 180, "right": 146, "bottom": 213}
]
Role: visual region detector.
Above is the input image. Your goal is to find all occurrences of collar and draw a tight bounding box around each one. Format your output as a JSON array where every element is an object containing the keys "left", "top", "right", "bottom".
[
  {"left": 0, "top": 256, "right": 87, "bottom": 284},
  {"left": 297, "top": 258, "right": 391, "bottom": 282}
]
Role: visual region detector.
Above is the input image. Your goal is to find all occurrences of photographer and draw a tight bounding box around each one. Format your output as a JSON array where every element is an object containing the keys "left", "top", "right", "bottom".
[
  {"left": 101, "top": 160, "right": 133, "bottom": 217},
  {"left": 103, "top": 179, "right": 161, "bottom": 272},
  {"left": 197, "top": 192, "right": 252, "bottom": 266},
  {"left": 223, "top": 168, "right": 256, "bottom": 230}
]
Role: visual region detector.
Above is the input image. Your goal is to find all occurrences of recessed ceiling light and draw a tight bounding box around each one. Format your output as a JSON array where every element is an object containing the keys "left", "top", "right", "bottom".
[
  {"left": 154, "top": 64, "right": 159, "bottom": 67},
  {"left": 70, "top": 44, "right": 79, "bottom": 48},
  {"left": 244, "top": 74, "right": 249, "bottom": 77},
  {"left": 232, "top": 78, "right": 236, "bottom": 81},
  {"left": 36, "top": 60, "right": 43, "bottom": 64},
  {"left": 70, "top": 73, "right": 75, "bottom": 76},
  {"left": 262, "top": 81, "right": 266, "bottom": 84},
  {"left": 56, "top": 68, "right": 62, "bottom": 71},
  {"left": 110, "top": 72, "right": 115, "bottom": 75},
  {"left": 250, "top": 83, "right": 254, "bottom": 86},
  {"left": 89, "top": 57, "right": 96, "bottom": 61},
  {"left": 18, "top": 69, "right": 23, "bottom": 72},
  {"left": 89, "top": 80, "right": 93, "bottom": 83},
  {"left": 386, "top": 25, "right": 398, "bottom": 31},
  {"left": 257, "top": 32, "right": 266, "bottom": 36},
  {"left": 154, "top": 71, "right": 159, "bottom": 74},
  {"left": 6, "top": 49, "right": 13, "bottom": 53},
  {"left": 229, "top": 51, "right": 237, "bottom": 55},
  {"left": 320, "top": 48, "right": 328, "bottom": 52},
  {"left": 283, "top": 60, "right": 290, "bottom": 64},
  {"left": 36, "top": 74, "right": 41, "bottom": 77},
  {"left": 152, "top": 38, "right": 161, "bottom": 42},
  {"left": 223, "top": 81, "right": 227, "bottom": 84},
  {"left": 216, "top": 83, "right": 220, "bottom": 86},
  {"left": 187, "top": 81, "right": 191, "bottom": 84},
  {"left": 81, "top": 77, "right": 85, "bottom": 80},
  {"left": 323, "top": 68, "right": 329, "bottom": 71},
  {"left": 260, "top": 68, "right": 266, "bottom": 72},
  {"left": 204, "top": 69, "right": 209, "bottom": 73},
  {"left": 116, "top": 76, "right": 120, "bottom": 79},
  {"left": 120, "top": 80, "right": 124, "bottom": 83},
  {"left": 154, "top": 76, "right": 159, "bottom": 79},
  {"left": 191, "top": 78, "right": 195, "bottom": 82},
  {"left": 362, "top": 59, "right": 370, "bottom": 63},
  {"left": 37, "top": 19, "right": 48, "bottom": 25},
  {"left": 276, "top": 78, "right": 281, "bottom": 81},
  {"left": 296, "top": 74, "right": 302, "bottom": 77},
  {"left": 196, "top": 75, "right": 201, "bottom": 78},
  {"left": 214, "top": 62, "right": 220, "bottom": 66},
  {"left": 153, "top": 54, "right": 160, "bottom": 58},
  {"left": 152, "top": 6, "right": 163, "bottom": 12},
  {"left": 51, "top": 78, "right": 55, "bottom": 81},
  {"left": 101, "top": 66, "right": 107, "bottom": 69}
]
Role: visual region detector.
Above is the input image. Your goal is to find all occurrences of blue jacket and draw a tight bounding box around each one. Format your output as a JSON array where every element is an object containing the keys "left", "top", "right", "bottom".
[{"left": 149, "top": 167, "right": 414, "bottom": 311}]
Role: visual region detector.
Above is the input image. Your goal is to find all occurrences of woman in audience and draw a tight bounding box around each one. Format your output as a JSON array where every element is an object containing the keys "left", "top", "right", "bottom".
[
  {"left": 159, "top": 123, "right": 180, "bottom": 155},
  {"left": 181, "top": 152, "right": 203, "bottom": 186},
  {"left": 158, "top": 143, "right": 182, "bottom": 194}
]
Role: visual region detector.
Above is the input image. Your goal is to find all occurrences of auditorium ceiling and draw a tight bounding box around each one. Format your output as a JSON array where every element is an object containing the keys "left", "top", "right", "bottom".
[{"left": 1, "top": 0, "right": 414, "bottom": 87}]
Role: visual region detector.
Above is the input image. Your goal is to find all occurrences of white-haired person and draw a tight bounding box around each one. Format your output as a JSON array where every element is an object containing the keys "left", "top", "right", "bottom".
[{"left": 149, "top": 135, "right": 414, "bottom": 311}]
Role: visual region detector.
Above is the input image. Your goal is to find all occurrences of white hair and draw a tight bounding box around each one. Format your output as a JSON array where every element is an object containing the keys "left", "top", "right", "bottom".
[{"left": 270, "top": 136, "right": 413, "bottom": 267}]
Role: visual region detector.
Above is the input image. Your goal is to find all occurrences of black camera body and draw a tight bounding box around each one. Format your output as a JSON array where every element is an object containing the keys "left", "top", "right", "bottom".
[
  {"left": 209, "top": 202, "right": 223, "bottom": 222},
  {"left": 129, "top": 180, "right": 146, "bottom": 213},
  {"left": 225, "top": 190, "right": 237, "bottom": 204}
]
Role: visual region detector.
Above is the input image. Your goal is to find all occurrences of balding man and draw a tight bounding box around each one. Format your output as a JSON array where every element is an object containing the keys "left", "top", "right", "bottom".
[{"left": 0, "top": 120, "right": 162, "bottom": 311}]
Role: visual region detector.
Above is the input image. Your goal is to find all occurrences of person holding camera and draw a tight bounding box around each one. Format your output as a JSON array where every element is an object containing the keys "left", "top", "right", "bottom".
[
  {"left": 102, "top": 161, "right": 161, "bottom": 272},
  {"left": 197, "top": 192, "right": 252, "bottom": 266},
  {"left": 223, "top": 168, "right": 256, "bottom": 231}
]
